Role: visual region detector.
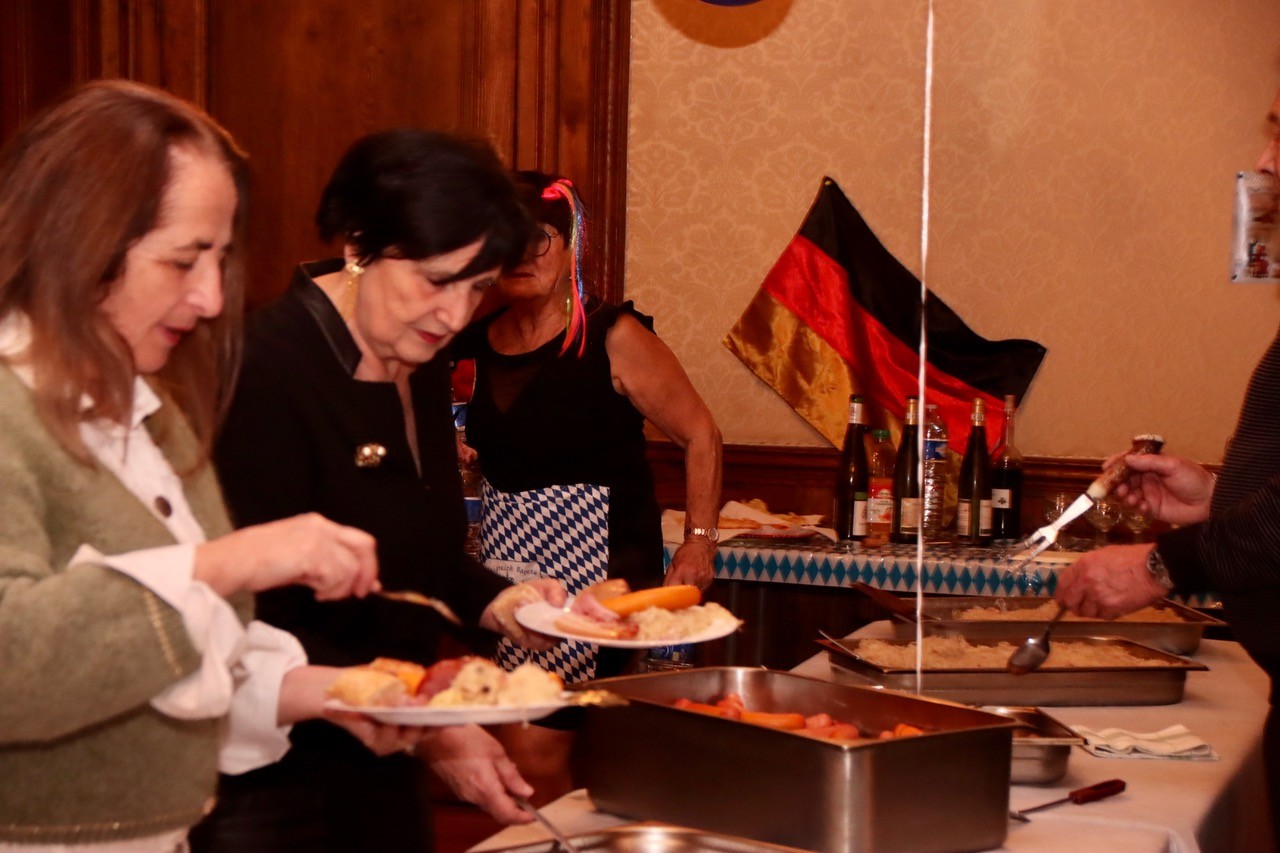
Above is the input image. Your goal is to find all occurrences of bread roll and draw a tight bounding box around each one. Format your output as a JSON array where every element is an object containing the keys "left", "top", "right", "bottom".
[{"left": 327, "top": 668, "right": 407, "bottom": 707}]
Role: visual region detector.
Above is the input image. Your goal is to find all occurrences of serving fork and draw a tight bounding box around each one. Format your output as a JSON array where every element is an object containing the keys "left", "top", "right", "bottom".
[{"left": 1002, "top": 434, "right": 1163, "bottom": 573}]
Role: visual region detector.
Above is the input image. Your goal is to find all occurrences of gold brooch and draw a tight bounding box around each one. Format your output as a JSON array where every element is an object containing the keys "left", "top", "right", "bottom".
[{"left": 354, "top": 443, "right": 388, "bottom": 468}]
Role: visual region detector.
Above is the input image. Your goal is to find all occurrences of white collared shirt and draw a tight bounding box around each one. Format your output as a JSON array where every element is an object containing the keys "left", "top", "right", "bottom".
[{"left": 0, "top": 315, "right": 304, "bottom": 852}]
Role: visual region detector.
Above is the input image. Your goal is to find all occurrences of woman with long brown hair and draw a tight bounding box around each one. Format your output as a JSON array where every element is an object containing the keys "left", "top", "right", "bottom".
[{"left": 0, "top": 80, "right": 407, "bottom": 851}]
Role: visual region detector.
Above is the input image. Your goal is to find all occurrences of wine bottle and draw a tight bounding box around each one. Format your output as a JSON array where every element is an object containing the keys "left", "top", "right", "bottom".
[
  {"left": 991, "top": 394, "right": 1024, "bottom": 539},
  {"left": 891, "top": 396, "right": 921, "bottom": 544},
  {"left": 955, "top": 398, "right": 992, "bottom": 544},
  {"left": 834, "top": 394, "right": 869, "bottom": 541}
]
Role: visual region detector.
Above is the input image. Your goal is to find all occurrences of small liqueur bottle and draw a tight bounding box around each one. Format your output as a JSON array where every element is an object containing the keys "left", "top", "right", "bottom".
[
  {"left": 990, "top": 394, "right": 1024, "bottom": 540},
  {"left": 865, "top": 429, "right": 896, "bottom": 546},
  {"left": 891, "top": 396, "right": 921, "bottom": 544},
  {"left": 955, "top": 398, "right": 992, "bottom": 545},
  {"left": 833, "top": 394, "right": 870, "bottom": 541}
]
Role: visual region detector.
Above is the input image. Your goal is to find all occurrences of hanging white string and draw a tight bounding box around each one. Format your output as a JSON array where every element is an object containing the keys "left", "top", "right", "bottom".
[{"left": 914, "top": 0, "right": 936, "bottom": 696}]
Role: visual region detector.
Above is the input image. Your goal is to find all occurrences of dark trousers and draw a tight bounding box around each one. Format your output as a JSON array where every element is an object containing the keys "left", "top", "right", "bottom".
[
  {"left": 1251, "top": 651, "right": 1280, "bottom": 850},
  {"left": 189, "top": 750, "right": 432, "bottom": 853}
]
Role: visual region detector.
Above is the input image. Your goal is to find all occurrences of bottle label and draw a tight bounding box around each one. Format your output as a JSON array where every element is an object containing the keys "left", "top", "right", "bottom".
[
  {"left": 647, "top": 643, "right": 696, "bottom": 671},
  {"left": 867, "top": 478, "right": 894, "bottom": 525},
  {"left": 853, "top": 500, "right": 868, "bottom": 536},
  {"left": 924, "top": 439, "right": 948, "bottom": 461},
  {"left": 956, "top": 502, "right": 972, "bottom": 533},
  {"left": 898, "top": 498, "right": 921, "bottom": 532},
  {"left": 849, "top": 400, "right": 865, "bottom": 424},
  {"left": 979, "top": 500, "right": 993, "bottom": 535},
  {"left": 991, "top": 488, "right": 1012, "bottom": 510},
  {"left": 463, "top": 495, "right": 482, "bottom": 524}
]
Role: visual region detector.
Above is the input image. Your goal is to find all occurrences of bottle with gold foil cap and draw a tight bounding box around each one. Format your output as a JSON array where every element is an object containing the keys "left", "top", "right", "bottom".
[
  {"left": 891, "top": 396, "right": 921, "bottom": 544},
  {"left": 955, "top": 398, "right": 992, "bottom": 545}
]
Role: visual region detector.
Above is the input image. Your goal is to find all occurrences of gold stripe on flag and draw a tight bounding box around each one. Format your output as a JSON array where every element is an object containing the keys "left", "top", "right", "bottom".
[{"left": 723, "top": 290, "right": 852, "bottom": 447}]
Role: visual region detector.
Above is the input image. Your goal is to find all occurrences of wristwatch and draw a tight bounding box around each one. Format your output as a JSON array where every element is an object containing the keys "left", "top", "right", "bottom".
[
  {"left": 1145, "top": 546, "right": 1174, "bottom": 591},
  {"left": 684, "top": 526, "right": 720, "bottom": 544}
]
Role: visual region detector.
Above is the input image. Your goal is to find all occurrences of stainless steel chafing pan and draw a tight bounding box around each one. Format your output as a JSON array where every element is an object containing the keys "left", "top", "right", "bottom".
[
  {"left": 576, "top": 667, "right": 1016, "bottom": 853},
  {"left": 484, "top": 822, "right": 812, "bottom": 852},
  {"left": 986, "top": 705, "right": 1083, "bottom": 784},
  {"left": 883, "top": 595, "right": 1224, "bottom": 655},
  {"left": 821, "top": 636, "right": 1208, "bottom": 706}
]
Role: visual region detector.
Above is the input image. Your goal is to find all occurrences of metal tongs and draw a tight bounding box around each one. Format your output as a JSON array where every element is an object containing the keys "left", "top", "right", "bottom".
[
  {"left": 513, "top": 794, "right": 581, "bottom": 852},
  {"left": 1003, "top": 434, "right": 1164, "bottom": 571}
]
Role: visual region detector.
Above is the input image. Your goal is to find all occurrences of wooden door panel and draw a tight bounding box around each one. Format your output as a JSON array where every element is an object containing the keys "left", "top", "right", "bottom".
[
  {"left": 207, "top": 0, "right": 484, "bottom": 305},
  {"left": 1, "top": 0, "right": 629, "bottom": 307}
]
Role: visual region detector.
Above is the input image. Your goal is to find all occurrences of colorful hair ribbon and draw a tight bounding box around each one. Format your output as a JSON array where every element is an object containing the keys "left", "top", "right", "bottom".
[{"left": 542, "top": 178, "right": 587, "bottom": 357}]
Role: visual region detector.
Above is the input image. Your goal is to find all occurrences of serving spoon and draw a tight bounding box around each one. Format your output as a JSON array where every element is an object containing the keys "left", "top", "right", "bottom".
[{"left": 1006, "top": 603, "right": 1067, "bottom": 674}]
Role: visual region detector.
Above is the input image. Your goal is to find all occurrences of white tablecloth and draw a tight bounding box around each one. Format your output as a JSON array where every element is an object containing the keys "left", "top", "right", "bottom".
[{"left": 473, "top": 623, "right": 1274, "bottom": 853}]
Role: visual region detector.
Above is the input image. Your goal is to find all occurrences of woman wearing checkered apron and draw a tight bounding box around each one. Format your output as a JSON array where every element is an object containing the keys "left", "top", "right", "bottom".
[{"left": 452, "top": 171, "right": 722, "bottom": 803}]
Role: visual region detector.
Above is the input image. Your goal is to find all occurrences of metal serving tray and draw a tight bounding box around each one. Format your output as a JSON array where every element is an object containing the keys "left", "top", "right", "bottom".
[
  {"left": 821, "top": 636, "right": 1208, "bottom": 706},
  {"left": 986, "top": 706, "right": 1082, "bottom": 785},
  {"left": 885, "top": 595, "right": 1224, "bottom": 655},
  {"left": 577, "top": 667, "right": 1016, "bottom": 853},
  {"left": 485, "top": 822, "right": 812, "bottom": 852}
]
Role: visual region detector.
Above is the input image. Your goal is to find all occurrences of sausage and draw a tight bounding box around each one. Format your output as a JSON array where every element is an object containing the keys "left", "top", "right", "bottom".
[{"left": 601, "top": 585, "right": 702, "bottom": 618}]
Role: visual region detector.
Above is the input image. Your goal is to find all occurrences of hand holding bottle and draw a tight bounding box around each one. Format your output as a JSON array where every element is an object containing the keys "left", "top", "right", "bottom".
[{"left": 1102, "top": 450, "right": 1215, "bottom": 526}]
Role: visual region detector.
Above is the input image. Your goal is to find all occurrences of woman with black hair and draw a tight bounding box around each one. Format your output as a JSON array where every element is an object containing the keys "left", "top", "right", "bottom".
[
  {"left": 191, "top": 132, "right": 563, "bottom": 853},
  {"left": 453, "top": 171, "right": 722, "bottom": 801}
]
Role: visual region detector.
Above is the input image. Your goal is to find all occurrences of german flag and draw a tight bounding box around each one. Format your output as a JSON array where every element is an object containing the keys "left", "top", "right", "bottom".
[{"left": 724, "top": 177, "right": 1046, "bottom": 452}]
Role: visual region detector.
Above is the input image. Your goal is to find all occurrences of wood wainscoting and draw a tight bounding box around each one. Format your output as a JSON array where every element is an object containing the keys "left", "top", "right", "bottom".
[{"left": 646, "top": 440, "right": 1160, "bottom": 539}]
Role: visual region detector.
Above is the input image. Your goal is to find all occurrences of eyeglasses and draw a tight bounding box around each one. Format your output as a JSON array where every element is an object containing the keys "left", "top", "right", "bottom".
[{"left": 526, "top": 229, "right": 556, "bottom": 258}]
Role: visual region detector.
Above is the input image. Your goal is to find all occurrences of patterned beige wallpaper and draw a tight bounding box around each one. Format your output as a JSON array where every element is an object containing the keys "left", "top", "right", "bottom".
[{"left": 626, "top": 0, "right": 1280, "bottom": 463}]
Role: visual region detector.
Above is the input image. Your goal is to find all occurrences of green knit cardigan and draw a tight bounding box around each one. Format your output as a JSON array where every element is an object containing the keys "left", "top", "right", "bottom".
[{"left": 0, "top": 364, "right": 251, "bottom": 844}]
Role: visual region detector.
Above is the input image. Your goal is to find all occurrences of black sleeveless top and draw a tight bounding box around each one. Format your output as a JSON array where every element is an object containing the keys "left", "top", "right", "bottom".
[{"left": 452, "top": 300, "right": 664, "bottom": 587}]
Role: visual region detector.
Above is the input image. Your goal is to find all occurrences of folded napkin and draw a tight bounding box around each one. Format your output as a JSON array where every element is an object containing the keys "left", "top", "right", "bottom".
[
  {"left": 1072, "top": 724, "right": 1219, "bottom": 761},
  {"left": 661, "top": 501, "right": 835, "bottom": 545}
]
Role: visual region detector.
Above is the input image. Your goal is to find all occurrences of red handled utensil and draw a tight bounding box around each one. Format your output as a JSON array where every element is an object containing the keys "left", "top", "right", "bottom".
[{"left": 1009, "top": 778, "right": 1126, "bottom": 822}]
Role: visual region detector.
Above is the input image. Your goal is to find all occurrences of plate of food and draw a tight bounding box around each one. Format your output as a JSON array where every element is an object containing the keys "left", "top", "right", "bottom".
[
  {"left": 515, "top": 580, "right": 743, "bottom": 649},
  {"left": 324, "top": 656, "right": 568, "bottom": 726}
]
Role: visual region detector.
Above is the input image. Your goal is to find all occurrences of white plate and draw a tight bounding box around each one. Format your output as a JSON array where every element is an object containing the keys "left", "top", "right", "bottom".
[
  {"left": 514, "top": 600, "right": 743, "bottom": 649},
  {"left": 324, "top": 695, "right": 569, "bottom": 726}
]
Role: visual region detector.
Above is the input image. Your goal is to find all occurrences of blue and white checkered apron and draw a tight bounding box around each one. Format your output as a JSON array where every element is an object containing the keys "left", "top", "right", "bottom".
[{"left": 481, "top": 479, "right": 610, "bottom": 684}]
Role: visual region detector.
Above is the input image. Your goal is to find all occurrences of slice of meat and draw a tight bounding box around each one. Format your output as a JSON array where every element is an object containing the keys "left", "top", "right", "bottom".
[
  {"left": 553, "top": 611, "right": 639, "bottom": 640},
  {"left": 416, "top": 657, "right": 469, "bottom": 699}
]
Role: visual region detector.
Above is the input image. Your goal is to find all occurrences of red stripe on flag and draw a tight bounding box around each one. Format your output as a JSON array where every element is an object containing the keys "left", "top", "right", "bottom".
[{"left": 761, "top": 234, "right": 1006, "bottom": 453}]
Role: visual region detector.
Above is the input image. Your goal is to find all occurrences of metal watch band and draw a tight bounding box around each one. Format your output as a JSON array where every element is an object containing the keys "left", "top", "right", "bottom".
[
  {"left": 684, "top": 526, "right": 720, "bottom": 543},
  {"left": 1146, "top": 546, "right": 1174, "bottom": 591}
]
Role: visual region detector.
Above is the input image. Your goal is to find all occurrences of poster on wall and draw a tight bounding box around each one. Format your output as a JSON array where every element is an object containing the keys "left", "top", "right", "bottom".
[{"left": 1230, "top": 170, "right": 1280, "bottom": 284}]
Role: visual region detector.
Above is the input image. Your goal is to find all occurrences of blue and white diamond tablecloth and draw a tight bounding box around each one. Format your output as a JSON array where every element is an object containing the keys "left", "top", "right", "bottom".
[
  {"left": 665, "top": 541, "right": 1059, "bottom": 595},
  {"left": 663, "top": 540, "right": 1218, "bottom": 606}
]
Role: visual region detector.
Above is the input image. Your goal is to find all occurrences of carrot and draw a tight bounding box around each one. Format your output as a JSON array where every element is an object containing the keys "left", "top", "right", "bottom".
[
  {"left": 716, "top": 693, "right": 747, "bottom": 712},
  {"left": 673, "top": 698, "right": 741, "bottom": 720},
  {"left": 795, "top": 723, "right": 863, "bottom": 741},
  {"left": 602, "top": 585, "right": 701, "bottom": 617},
  {"left": 740, "top": 711, "right": 807, "bottom": 730},
  {"left": 804, "top": 713, "right": 834, "bottom": 729},
  {"left": 368, "top": 657, "right": 428, "bottom": 695}
]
